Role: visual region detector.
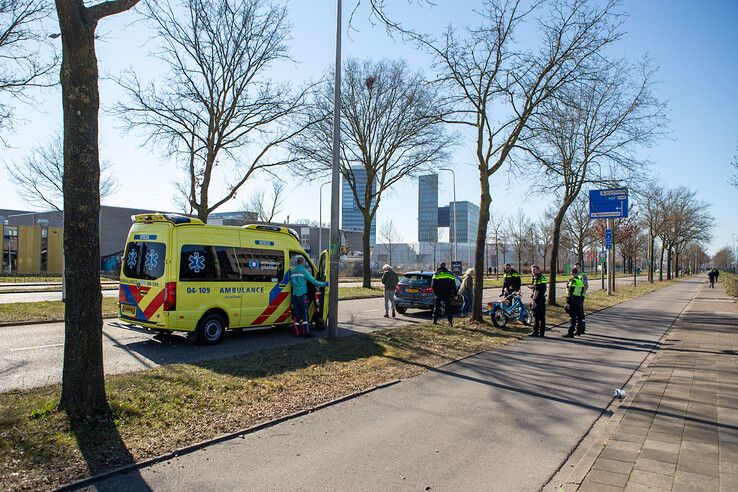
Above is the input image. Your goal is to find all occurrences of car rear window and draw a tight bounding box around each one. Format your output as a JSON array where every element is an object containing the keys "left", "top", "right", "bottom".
[
  {"left": 399, "top": 274, "right": 432, "bottom": 286},
  {"left": 123, "top": 242, "right": 166, "bottom": 280}
]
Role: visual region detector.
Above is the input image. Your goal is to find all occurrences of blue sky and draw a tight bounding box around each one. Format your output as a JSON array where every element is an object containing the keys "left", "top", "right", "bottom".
[{"left": 1, "top": 0, "right": 736, "bottom": 255}]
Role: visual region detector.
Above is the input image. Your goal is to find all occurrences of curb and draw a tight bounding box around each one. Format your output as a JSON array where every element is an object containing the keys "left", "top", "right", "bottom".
[
  {"left": 543, "top": 279, "right": 703, "bottom": 491},
  {"left": 56, "top": 379, "right": 402, "bottom": 492}
]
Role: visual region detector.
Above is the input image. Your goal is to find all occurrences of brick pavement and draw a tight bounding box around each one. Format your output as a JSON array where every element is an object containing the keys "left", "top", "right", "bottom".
[{"left": 573, "top": 281, "right": 738, "bottom": 492}]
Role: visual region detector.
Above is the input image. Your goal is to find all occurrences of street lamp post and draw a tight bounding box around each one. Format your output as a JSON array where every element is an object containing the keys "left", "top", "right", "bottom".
[
  {"left": 319, "top": 181, "right": 330, "bottom": 255},
  {"left": 327, "top": 0, "right": 342, "bottom": 341},
  {"left": 438, "top": 168, "right": 457, "bottom": 262}
]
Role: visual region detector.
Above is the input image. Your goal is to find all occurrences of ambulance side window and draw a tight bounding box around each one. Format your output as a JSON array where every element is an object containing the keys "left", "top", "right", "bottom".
[
  {"left": 235, "top": 248, "right": 284, "bottom": 282},
  {"left": 180, "top": 245, "right": 239, "bottom": 281}
]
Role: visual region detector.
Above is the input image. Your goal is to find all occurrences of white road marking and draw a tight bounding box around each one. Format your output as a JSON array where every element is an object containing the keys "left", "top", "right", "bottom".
[{"left": 10, "top": 343, "right": 64, "bottom": 352}]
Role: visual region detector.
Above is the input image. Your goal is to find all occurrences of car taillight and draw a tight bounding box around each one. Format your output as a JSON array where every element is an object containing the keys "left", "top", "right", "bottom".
[
  {"left": 395, "top": 285, "right": 402, "bottom": 294},
  {"left": 164, "top": 282, "right": 176, "bottom": 311},
  {"left": 421, "top": 287, "right": 434, "bottom": 294}
]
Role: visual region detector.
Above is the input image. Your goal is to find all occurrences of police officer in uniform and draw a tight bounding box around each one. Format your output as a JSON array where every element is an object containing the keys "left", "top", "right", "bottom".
[
  {"left": 432, "top": 262, "right": 458, "bottom": 326},
  {"left": 563, "top": 267, "right": 586, "bottom": 338},
  {"left": 530, "top": 264, "right": 548, "bottom": 337},
  {"left": 502, "top": 263, "right": 522, "bottom": 304}
]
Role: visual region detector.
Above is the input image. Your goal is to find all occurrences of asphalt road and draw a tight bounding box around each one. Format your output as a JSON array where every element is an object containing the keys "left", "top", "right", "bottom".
[
  {"left": 0, "top": 274, "right": 644, "bottom": 304},
  {"left": 0, "top": 276, "right": 650, "bottom": 392},
  {"left": 87, "top": 278, "right": 702, "bottom": 492}
]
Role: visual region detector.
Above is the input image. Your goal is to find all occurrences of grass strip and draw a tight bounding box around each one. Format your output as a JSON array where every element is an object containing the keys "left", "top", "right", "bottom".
[
  {"left": 722, "top": 272, "right": 737, "bottom": 298},
  {"left": 0, "top": 278, "right": 683, "bottom": 491},
  {"left": 0, "top": 298, "right": 119, "bottom": 325}
]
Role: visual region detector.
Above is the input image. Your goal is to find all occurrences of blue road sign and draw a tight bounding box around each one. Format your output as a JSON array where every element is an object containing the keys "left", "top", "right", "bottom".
[
  {"left": 589, "top": 188, "right": 629, "bottom": 219},
  {"left": 605, "top": 229, "right": 613, "bottom": 249}
]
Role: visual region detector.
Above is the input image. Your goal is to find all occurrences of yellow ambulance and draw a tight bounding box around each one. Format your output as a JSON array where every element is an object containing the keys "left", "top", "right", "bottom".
[{"left": 118, "top": 213, "right": 329, "bottom": 344}]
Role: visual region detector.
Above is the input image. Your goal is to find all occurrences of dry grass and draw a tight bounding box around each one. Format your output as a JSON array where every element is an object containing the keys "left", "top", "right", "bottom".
[
  {"left": 0, "top": 277, "right": 681, "bottom": 490},
  {"left": 722, "top": 272, "right": 737, "bottom": 298}
]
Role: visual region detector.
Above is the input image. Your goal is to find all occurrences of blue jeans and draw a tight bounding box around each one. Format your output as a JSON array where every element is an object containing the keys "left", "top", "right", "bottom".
[{"left": 463, "top": 294, "right": 472, "bottom": 315}]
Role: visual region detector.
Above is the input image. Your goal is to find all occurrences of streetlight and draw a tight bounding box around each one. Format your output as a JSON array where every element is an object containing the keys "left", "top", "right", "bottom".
[
  {"left": 327, "top": 0, "right": 342, "bottom": 341},
  {"left": 438, "top": 168, "right": 457, "bottom": 262},
  {"left": 319, "top": 181, "right": 330, "bottom": 255}
]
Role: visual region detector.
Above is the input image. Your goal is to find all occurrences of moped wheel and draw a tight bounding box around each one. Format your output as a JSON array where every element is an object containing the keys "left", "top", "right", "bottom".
[{"left": 492, "top": 307, "right": 507, "bottom": 328}]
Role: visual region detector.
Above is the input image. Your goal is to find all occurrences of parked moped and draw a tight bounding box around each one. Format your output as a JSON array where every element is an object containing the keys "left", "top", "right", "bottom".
[{"left": 485, "top": 290, "right": 531, "bottom": 328}]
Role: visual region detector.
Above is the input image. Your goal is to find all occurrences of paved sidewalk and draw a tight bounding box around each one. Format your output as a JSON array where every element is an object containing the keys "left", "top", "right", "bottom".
[
  {"left": 570, "top": 282, "right": 738, "bottom": 492},
  {"left": 87, "top": 279, "right": 700, "bottom": 491}
]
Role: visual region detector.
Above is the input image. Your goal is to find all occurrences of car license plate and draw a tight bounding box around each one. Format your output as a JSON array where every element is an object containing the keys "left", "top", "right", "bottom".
[
  {"left": 121, "top": 304, "right": 136, "bottom": 317},
  {"left": 405, "top": 288, "right": 419, "bottom": 294}
]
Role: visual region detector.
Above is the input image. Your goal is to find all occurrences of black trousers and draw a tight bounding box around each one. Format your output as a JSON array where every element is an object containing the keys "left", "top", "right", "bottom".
[
  {"left": 433, "top": 296, "right": 453, "bottom": 324},
  {"left": 567, "top": 296, "right": 585, "bottom": 335},
  {"left": 533, "top": 298, "right": 546, "bottom": 336}
]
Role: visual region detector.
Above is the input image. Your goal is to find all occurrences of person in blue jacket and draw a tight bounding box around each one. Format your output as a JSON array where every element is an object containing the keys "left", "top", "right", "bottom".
[{"left": 290, "top": 256, "right": 328, "bottom": 337}]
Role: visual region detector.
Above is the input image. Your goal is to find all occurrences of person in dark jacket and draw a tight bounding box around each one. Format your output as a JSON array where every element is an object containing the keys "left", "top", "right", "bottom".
[
  {"left": 381, "top": 264, "right": 399, "bottom": 317},
  {"left": 714, "top": 269, "right": 720, "bottom": 285},
  {"left": 432, "top": 262, "right": 458, "bottom": 326},
  {"left": 502, "top": 263, "right": 522, "bottom": 304},
  {"left": 530, "top": 265, "right": 548, "bottom": 337},
  {"left": 708, "top": 269, "right": 715, "bottom": 288},
  {"left": 563, "top": 267, "right": 586, "bottom": 338}
]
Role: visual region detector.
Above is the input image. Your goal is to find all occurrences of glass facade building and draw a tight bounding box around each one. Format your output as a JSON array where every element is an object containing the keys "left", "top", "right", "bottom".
[
  {"left": 341, "top": 167, "right": 376, "bottom": 245},
  {"left": 448, "top": 201, "right": 480, "bottom": 244},
  {"left": 417, "top": 174, "right": 439, "bottom": 241}
]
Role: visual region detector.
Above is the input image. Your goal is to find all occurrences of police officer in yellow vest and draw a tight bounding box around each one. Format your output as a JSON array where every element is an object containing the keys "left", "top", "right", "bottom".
[
  {"left": 530, "top": 264, "right": 548, "bottom": 337},
  {"left": 563, "top": 267, "right": 586, "bottom": 338}
]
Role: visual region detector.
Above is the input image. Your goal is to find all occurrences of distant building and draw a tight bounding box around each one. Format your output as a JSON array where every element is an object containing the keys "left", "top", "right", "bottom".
[
  {"left": 448, "top": 201, "right": 480, "bottom": 244},
  {"left": 341, "top": 167, "right": 376, "bottom": 245},
  {"left": 417, "top": 174, "right": 439, "bottom": 241}
]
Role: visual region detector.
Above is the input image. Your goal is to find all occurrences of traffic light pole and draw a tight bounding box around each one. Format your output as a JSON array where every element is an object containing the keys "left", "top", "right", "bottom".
[{"left": 607, "top": 218, "right": 612, "bottom": 296}]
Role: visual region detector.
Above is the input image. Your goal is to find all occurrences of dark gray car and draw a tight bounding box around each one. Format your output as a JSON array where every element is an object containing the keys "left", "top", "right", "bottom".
[{"left": 393, "top": 271, "right": 464, "bottom": 314}]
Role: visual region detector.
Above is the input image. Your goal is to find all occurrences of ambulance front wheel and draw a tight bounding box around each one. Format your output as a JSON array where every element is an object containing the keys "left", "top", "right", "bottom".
[{"left": 196, "top": 312, "right": 225, "bottom": 345}]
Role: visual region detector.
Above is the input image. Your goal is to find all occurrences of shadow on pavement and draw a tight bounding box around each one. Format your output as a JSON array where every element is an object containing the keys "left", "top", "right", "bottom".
[{"left": 69, "top": 415, "right": 152, "bottom": 492}]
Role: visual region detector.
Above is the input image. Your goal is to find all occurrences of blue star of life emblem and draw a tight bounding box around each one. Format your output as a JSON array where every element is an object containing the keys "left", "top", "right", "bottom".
[
  {"left": 188, "top": 252, "right": 206, "bottom": 273},
  {"left": 144, "top": 250, "right": 159, "bottom": 272},
  {"left": 127, "top": 249, "right": 138, "bottom": 269}
]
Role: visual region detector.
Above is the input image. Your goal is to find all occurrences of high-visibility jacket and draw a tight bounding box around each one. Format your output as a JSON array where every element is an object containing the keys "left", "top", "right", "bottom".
[
  {"left": 503, "top": 269, "right": 522, "bottom": 293},
  {"left": 567, "top": 275, "right": 585, "bottom": 298},
  {"left": 432, "top": 268, "right": 457, "bottom": 299},
  {"left": 532, "top": 273, "right": 548, "bottom": 297}
]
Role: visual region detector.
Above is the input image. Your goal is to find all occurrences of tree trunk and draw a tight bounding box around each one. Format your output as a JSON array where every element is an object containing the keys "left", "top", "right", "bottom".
[
  {"left": 648, "top": 233, "right": 654, "bottom": 283},
  {"left": 674, "top": 249, "right": 680, "bottom": 278},
  {"left": 57, "top": 5, "right": 107, "bottom": 420},
  {"left": 659, "top": 243, "right": 665, "bottom": 282},
  {"left": 666, "top": 246, "right": 672, "bottom": 280},
  {"left": 472, "top": 175, "right": 491, "bottom": 322},
  {"left": 548, "top": 204, "right": 569, "bottom": 305},
  {"left": 361, "top": 213, "right": 372, "bottom": 288}
]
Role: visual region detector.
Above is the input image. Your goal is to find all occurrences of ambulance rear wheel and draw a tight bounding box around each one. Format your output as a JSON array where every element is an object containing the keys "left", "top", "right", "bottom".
[
  {"left": 196, "top": 313, "right": 225, "bottom": 345},
  {"left": 396, "top": 307, "right": 407, "bottom": 314}
]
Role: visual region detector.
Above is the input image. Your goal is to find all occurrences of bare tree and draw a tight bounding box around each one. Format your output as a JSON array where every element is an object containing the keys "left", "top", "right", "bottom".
[
  {"left": 399, "top": 0, "right": 625, "bottom": 320},
  {"left": 536, "top": 214, "right": 554, "bottom": 272},
  {"left": 378, "top": 219, "right": 402, "bottom": 266},
  {"left": 506, "top": 209, "right": 530, "bottom": 273},
  {"left": 639, "top": 183, "right": 668, "bottom": 283},
  {"left": 712, "top": 246, "right": 734, "bottom": 270},
  {"left": 730, "top": 148, "right": 737, "bottom": 188},
  {"left": 244, "top": 180, "right": 285, "bottom": 224},
  {"left": 292, "top": 58, "right": 451, "bottom": 288},
  {"left": 488, "top": 210, "right": 505, "bottom": 277},
  {"left": 522, "top": 58, "right": 666, "bottom": 304},
  {"left": 7, "top": 133, "right": 117, "bottom": 210},
  {"left": 0, "top": 0, "right": 56, "bottom": 137},
  {"left": 55, "top": 0, "right": 140, "bottom": 421},
  {"left": 116, "top": 0, "right": 311, "bottom": 222},
  {"left": 562, "top": 195, "right": 593, "bottom": 267}
]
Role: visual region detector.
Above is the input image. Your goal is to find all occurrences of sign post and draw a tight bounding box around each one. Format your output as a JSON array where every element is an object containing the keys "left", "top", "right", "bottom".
[{"left": 590, "top": 189, "right": 628, "bottom": 296}]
